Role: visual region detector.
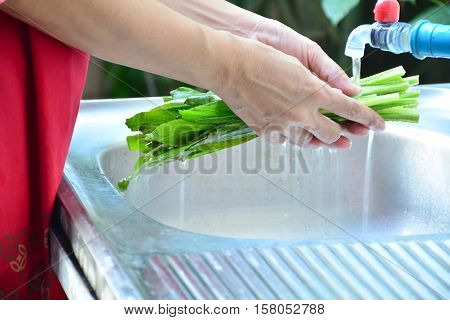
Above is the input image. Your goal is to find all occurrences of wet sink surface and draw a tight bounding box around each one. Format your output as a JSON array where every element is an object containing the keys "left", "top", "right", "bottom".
[
  {"left": 101, "top": 129, "right": 449, "bottom": 240},
  {"left": 56, "top": 86, "right": 450, "bottom": 299}
]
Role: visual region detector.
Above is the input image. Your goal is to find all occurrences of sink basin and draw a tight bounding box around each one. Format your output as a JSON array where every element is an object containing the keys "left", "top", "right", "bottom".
[
  {"left": 54, "top": 86, "right": 450, "bottom": 300},
  {"left": 101, "top": 129, "right": 449, "bottom": 240}
]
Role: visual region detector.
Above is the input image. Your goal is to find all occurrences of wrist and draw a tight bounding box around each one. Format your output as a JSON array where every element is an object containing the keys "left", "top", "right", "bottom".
[{"left": 198, "top": 29, "right": 246, "bottom": 95}]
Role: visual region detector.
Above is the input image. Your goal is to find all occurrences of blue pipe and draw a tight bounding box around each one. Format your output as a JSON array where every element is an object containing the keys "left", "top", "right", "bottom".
[
  {"left": 411, "top": 20, "right": 450, "bottom": 60},
  {"left": 347, "top": 20, "right": 450, "bottom": 60}
]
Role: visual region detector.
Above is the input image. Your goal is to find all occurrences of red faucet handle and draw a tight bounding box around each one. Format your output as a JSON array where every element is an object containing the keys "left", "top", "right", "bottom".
[{"left": 374, "top": 0, "right": 400, "bottom": 23}]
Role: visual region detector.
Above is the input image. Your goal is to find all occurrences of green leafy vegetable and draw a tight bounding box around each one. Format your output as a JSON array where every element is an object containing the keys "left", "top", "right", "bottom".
[
  {"left": 125, "top": 107, "right": 178, "bottom": 133},
  {"left": 119, "top": 67, "right": 422, "bottom": 191},
  {"left": 126, "top": 134, "right": 151, "bottom": 152},
  {"left": 179, "top": 101, "right": 241, "bottom": 124},
  {"left": 148, "top": 119, "right": 213, "bottom": 146}
]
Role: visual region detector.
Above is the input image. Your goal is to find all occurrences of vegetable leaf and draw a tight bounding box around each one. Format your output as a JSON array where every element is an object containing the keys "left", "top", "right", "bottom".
[
  {"left": 119, "top": 66, "right": 422, "bottom": 191},
  {"left": 149, "top": 119, "right": 213, "bottom": 146}
]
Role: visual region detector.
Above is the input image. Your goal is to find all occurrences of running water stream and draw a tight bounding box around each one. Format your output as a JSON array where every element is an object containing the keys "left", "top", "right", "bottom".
[
  {"left": 352, "top": 57, "right": 361, "bottom": 84},
  {"left": 362, "top": 131, "right": 374, "bottom": 233},
  {"left": 353, "top": 56, "right": 373, "bottom": 234}
]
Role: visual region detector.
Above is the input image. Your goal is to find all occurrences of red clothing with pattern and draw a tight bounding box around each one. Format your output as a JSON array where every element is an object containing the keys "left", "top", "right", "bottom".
[{"left": 0, "top": 12, "right": 89, "bottom": 299}]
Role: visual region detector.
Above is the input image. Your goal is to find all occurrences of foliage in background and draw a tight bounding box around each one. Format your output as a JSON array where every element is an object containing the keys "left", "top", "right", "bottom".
[
  {"left": 83, "top": 0, "right": 450, "bottom": 99},
  {"left": 321, "top": 0, "right": 360, "bottom": 26}
]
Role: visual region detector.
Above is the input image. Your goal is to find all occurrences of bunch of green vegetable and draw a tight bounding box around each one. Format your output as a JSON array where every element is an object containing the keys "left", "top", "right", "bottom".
[{"left": 119, "top": 66, "right": 420, "bottom": 191}]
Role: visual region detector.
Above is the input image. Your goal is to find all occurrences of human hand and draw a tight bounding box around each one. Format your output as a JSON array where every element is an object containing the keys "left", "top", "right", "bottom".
[
  {"left": 244, "top": 18, "right": 381, "bottom": 147},
  {"left": 212, "top": 35, "right": 384, "bottom": 149},
  {"left": 149, "top": 1, "right": 379, "bottom": 148}
]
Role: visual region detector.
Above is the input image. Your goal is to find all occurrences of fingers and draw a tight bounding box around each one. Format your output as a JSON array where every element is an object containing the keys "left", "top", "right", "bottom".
[
  {"left": 307, "top": 42, "right": 360, "bottom": 96},
  {"left": 263, "top": 128, "right": 287, "bottom": 144},
  {"left": 332, "top": 136, "right": 352, "bottom": 149},
  {"left": 284, "top": 126, "right": 313, "bottom": 147},
  {"left": 305, "top": 114, "right": 342, "bottom": 145},
  {"left": 323, "top": 87, "right": 385, "bottom": 131},
  {"left": 307, "top": 136, "right": 352, "bottom": 149},
  {"left": 342, "top": 122, "right": 369, "bottom": 136}
]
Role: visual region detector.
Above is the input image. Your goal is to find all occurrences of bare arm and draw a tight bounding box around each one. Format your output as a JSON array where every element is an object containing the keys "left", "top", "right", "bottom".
[
  {"left": 157, "top": 0, "right": 261, "bottom": 38},
  {"left": 1, "top": 0, "right": 384, "bottom": 148},
  {"left": 157, "top": 0, "right": 358, "bottom": 96},
  {"left": 154, "top": 0, "right": 385, "bottom": 143},
  {"left": 1, "top": 0, "right": 234, "bottom": 91}
]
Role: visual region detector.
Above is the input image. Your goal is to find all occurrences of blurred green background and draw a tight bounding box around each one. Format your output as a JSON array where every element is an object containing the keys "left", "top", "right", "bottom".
[{"left": 82, "top": 0, "right": 450, "bottom": 99}]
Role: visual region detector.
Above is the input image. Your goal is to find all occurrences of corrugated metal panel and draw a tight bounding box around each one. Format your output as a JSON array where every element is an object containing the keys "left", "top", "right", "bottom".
[{"left": 142, "top": 239, "right": 449, "bottom": 299}]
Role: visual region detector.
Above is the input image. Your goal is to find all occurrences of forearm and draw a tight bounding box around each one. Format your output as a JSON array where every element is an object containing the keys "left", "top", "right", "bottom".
[
  {"left": 1, "top": 0, "right": 236, "bottom": 91},
  {"left": 157, "top": 0, "right": 301, "bottom": 66},
  {"left": 157, "top": 0, "right": 263, "bottom": 38}
]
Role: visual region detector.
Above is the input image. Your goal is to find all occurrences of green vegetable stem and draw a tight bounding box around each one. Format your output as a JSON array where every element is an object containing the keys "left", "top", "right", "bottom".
[{"left": 119, "top": 66, "right": 421, "bottom": 191}]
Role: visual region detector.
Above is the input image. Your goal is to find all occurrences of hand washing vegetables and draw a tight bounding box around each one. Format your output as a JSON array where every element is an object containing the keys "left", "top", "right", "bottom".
[{"left": 119, "top": 66, "right": 420, "bottom": 191}]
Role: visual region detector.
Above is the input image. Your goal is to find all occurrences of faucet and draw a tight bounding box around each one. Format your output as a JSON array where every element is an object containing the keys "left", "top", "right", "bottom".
[{"left": 346, "top": 0, "right": 450, "bottom": 60}]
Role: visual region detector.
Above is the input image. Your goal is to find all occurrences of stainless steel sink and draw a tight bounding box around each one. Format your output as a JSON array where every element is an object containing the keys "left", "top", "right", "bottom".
[
  {"left": 101, "top": 129, "right": 449, "bottom": 240},
  {"left": 53, "top": 86, "right": 450, "bottom": 300}
]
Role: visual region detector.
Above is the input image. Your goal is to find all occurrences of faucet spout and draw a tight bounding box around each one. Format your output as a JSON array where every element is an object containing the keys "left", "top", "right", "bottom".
[{"left": 345, "top": 24, "right": 373, "bottom": 59}]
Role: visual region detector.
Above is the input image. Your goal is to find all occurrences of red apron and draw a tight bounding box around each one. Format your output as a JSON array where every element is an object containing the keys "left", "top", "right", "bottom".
[{"left": 0, "top": 12, "right": 89, "bottom": 299}]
